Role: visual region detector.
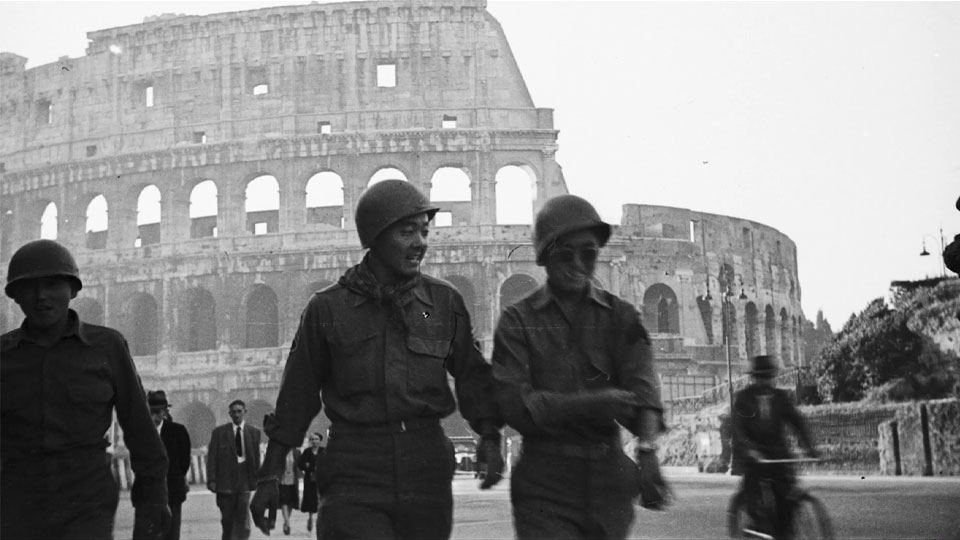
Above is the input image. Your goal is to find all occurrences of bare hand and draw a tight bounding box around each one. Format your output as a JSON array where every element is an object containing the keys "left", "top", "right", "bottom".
[{"left": 249, "top": 480, "right": 279, "bottom": 535}]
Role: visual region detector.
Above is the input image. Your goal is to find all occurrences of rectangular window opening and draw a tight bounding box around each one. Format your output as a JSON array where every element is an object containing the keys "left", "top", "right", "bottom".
[
  {"left": 193, "top": 131, "right": 207, "bottom": 144},
  {"left": 689, "top": 220, "right": 696, "bottom": 243},
  {"left": 318, "top": 121, "right": 331, "bottom": 135},
  {"left": 254, "top": 222, "right": 268, "bottom": 235},
  {"left": 145, "top": 86, "right": 154, "bottom": 107},
  {"left": 37, "top": 100, "right": 52, "bottom": 125},
  {"left": 442, "top": 115, "right": 457, "bottom": 129},
  {"left": 742, "top": 227, "right": 751, "bottom": 247},
  {"left": 86, "top": 145, "right": 97, "bottom": 157},
  {"left": 134, "top": 237, "right": 142, "bottom": 248},
  {"left": 253, "top": 83, "right": 269, "bottom": 96},
  {"left": 434, "top": 211, "right": 453, "bottom": 227},
  {"left": 376, "top": 63, "right": 396, "bottom": 88}
]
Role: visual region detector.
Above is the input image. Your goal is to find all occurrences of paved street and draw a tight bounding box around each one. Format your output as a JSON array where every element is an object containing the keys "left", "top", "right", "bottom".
[{"left": 116, "top": 470, "right": 960, "bottom": 539}]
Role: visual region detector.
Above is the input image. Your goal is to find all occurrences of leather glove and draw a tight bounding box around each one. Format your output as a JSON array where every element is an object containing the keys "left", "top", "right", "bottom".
[
  {"left": 635, "top": 448, "right": 671, "bottom": 511},
  {"left": 250, "top": 478, "right": 280, "bottom": 535},
  {"left": 132, "top": 503, "right": 172, "bottom": 540},
  {"left": 477, "top": 438, "right": 504, "bottom": 490}
]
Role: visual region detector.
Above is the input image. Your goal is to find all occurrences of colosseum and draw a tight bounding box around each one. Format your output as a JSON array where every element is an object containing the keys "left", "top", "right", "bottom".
[{"left": 0, "top": 0, "right": 804, "bottom": 445}]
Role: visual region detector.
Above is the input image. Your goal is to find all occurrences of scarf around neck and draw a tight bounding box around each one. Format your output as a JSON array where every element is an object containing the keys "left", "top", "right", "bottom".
[{"left": 338, "top": 253, "right": 420, "bottom": 329}]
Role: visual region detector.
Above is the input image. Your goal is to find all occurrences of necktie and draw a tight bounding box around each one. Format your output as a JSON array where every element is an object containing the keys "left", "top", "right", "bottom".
[{"left": 235, "top": 426, "right": 243, "bottom": 458}]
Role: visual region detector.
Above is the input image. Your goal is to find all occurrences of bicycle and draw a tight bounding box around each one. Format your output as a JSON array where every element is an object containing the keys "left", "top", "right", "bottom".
[{"left": 727, "top": 458, "right": 834, "bottom": 540}]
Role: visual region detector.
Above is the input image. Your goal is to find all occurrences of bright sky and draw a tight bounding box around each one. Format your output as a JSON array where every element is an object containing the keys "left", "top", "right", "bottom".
[{"left": 1, "top": 0, "right": 958, "bottom": 327}]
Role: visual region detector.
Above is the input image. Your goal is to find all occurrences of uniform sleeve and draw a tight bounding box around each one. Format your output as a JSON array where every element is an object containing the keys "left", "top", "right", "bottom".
[
  {"left": 491, "top": 306, "right": 564, "bottom": 436},
  {"left": 110, "top": 332, "right": 169, "bottom": 507},
  {"left": 265, "top": 296, "right": 327, "bottom": 448},
  {"left": 446, "top": 291, "right": 502, "bottom": 436},
  {"left": 612, "top": 301, "right": 664, "bottom": 434}
]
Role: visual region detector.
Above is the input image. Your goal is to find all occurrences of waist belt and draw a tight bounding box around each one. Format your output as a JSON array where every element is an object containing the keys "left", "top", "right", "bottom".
[
  {"left": 523, "top": 439, "right": 618, "bottom": 460},
  {"left": 331, "top": 418, "right": 440, "bottom": 435}
]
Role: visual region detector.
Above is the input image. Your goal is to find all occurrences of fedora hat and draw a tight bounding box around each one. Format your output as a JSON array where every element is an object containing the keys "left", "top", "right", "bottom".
[
  {"left": 747, "top": 355, "right": 779, "bottom": 377},
  {"left": 147, "top": 390, "right": 171, "bottom": 409}
]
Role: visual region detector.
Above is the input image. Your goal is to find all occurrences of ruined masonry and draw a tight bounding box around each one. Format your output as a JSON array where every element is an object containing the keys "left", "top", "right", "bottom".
[{"left": 0, "top": 0, "right": 804, "bottom": 445}]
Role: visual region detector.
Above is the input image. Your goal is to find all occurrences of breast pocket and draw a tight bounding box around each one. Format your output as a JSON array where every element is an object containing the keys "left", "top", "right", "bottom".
[
  {"left": 329, "top": 332, "right": 379, "bottom": 398},
  {"left": 406, "top": 335, "right": 451, "bottom": 397},
  {"left": 66, "top": 379, "right": 115, "bottom": 434}
]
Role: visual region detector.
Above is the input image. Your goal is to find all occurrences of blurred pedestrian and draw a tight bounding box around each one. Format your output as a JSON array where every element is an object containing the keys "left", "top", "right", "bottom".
[
  {"left": 1, "top": 239, "right": 170, "bottom": 540},
  {"left": 297, "top": 432, "right": 325, "bottom": 532},
  {"left": 250, "top": 180, "right": 504, "bottom": 539},
  {"left": 492, "top": 195, "right": 670, "bottom": 540},
  {"left": 278, "top": 444, "right": 301, "bottom": 535},
  {"left": 207, "top": 400, "right": 261, "bottom": 540},
  {"left": 148, "top": 390, "right": 192, "bottom": 540}
]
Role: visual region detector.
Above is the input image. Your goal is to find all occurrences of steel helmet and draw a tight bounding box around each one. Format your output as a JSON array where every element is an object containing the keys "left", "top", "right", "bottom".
[
  {"left": 355, "top": 180, "right": 439, "bottom": 248},
  {"left": 5, "top": 239, "right": 83, "bottom": 297},
  {"left": 534, "top": 194, "right": 611, "bottom": 265}
]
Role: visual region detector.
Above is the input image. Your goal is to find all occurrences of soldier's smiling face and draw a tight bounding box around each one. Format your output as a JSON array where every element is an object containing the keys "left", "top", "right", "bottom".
[
  {"left": 10, "top": 276, "right": 76, "bottom": 334},
  {"left": 369, "top": 213, "right": 430, "bottom": 284},
  {"left": 545, "top": 229, "right": 601, "bottom": 293}
]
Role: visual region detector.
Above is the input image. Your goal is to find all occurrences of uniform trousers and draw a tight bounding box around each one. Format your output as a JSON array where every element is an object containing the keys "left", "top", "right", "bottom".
[
  {"left": 1, "top": 450, "right": 119, "bottom": 540},
  {"left": 510, "top": 442, "right": 640, "bottom": 540},
  {"left": 318, "top": 423, "right": 456, "bottom": 540}
]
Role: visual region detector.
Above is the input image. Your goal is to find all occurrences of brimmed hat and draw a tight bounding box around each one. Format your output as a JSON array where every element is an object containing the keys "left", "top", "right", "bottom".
[
  {"left": 147, "top": 390, "right": 170, "bottom": 409},
  {"left": 748, "top": 355, "right": 779, "bottom": 377}
]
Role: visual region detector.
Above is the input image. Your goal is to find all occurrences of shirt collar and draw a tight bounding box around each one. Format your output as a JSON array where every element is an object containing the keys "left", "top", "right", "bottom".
[
  {"left": 156, "top": 420, "right": 164, "bottom": 433},
  {"left": 1, "top": 309, "right": 89, "bottom": 350},
  {"left": 531, "top": 282, "right": 612, "bottom": 311}
]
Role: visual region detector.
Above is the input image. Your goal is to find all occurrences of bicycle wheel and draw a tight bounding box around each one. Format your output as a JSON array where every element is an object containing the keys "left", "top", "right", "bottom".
[
  {"left": 791, "top": 493, "right": 834, "bottom": 540},
  {"left": 728, "top": 492, "right": 774, "bottom": 539}
]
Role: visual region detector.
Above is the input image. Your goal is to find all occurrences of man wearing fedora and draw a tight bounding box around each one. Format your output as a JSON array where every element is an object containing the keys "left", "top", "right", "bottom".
[
  {"left": 731, "top": 355, "right": 818, "bottom": 538},
  {"left": 148, "top": 391, "right": 192, "bottom": 540}
]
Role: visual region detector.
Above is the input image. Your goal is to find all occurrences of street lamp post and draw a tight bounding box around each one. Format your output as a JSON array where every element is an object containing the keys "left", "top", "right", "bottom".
[{"left": 919, "top": 227, "right": 947, "bottom": 278}]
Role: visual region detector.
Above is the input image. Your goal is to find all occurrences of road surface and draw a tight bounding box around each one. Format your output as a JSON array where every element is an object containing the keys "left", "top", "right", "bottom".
[{"left": 115, "top": 470, "right": 960, "bottom": 539}]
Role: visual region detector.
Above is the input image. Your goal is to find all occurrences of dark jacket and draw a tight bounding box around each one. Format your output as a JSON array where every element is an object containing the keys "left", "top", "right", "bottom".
[
  {"left": 732, "top": 384, "right": 815, "bottom": 471},
  {"left": 206, "top": 422, "right": 261, "bottom": 493},
  {"left": 160, "top": 420, "right": 192, "bottom": 504}
]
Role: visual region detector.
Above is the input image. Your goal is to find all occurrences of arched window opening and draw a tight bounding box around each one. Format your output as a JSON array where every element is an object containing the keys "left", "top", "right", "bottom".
[
  {"left": 643, "top": 284, "right": 679, "bottom": 334},
  {"left": 305, "top": 172, "right": 345, "bottom": 228},
  {"left": 780, "top": 308, "right": 792, "bottom": 366},
  {"left": 245, "top": 285, "right": 278, "bottom": 348},
  {"left": 744, "top": 302, "right": 759, "bottom": 359},
  {"left": 178, "top": 402, "right": 216, "bottom": 448},
  {"left": 136, "top": 185, "right": 162, "bottom": 247},
  {"left": 245, "top": 175, "right": 280, "bottom": 235},
  {"left": 180, "top": 288, "right": 216, "bottom": 352},
  {"left": 495, "top": 165, "right": 536, "bottom": 225},
  {"left": 500, "top": 274, "right": 539, "bottom": 312},
  {"left": 85, "top": 195, "right": 108, "bottom": 249},
  {"left": 73, "top": 297, "right": 104, "bottom": 326},
  {"left": 126, "top": 293, "right": 159, "bottom": 355},
  {"left": 430, "top": 167, "right": 471, "bottom": 227},
  {"left": 190, "top": 181, "right": 218, "bottom": 238},
  {"left": 367, "top": 167, "right": 407, "bottom": 188},
  {"left": 442, "top": 275, "right": 477, "bottom": 322},
  {"left": 40, "top": 202, "right": 57, "bottom": 240}
]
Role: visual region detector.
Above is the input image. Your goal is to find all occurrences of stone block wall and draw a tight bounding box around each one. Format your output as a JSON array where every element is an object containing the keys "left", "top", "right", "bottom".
[{"left": 926, "top": 399, "right": 960, "bottom": 476}]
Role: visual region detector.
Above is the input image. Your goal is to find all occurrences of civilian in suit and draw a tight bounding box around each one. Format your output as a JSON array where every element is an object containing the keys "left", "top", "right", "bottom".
[
  {"left": 148, "top": 390, "right": 193, "bottom": 540},
  {"left": 207, "top": 399, "right": 262, "bottom": 540}
]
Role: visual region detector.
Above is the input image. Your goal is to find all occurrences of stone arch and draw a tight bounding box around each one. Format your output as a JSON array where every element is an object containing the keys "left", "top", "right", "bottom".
[
  {"left": 499, "top": 274, "right": 539, "bottom": 312},
  {"left": 780, "top": 308, "right": 792, "bottom": 366},
  {"left": 367, "top": 167, "right": 408, "bottom": 187},
  {"left": 124, "top": 292, "right": 159, "bottom": 356},
  {"left": 245, "top": 174, "right": 280, "bottom": 235},
  {"left": 189, "top": 180, "right": 218, "bottom": 239},
  {"left": 305, "top": 171, "right": 344, "bottom": 228},
  {"left": 764, "top": 305, "right": 777, "bottom": 356},
  {"left": 85, "top": 194, "right": 109, "bottom": 249},
  {"left": 243, "top": 399, "right": 274, "bottom": 430},
  {"left": 179, "top": 287, "right": 217, "bottom": 352},
  {"left": 744, "top": 302, "right": 760, "bottom": 359},
  {"left": 136, "top": 185, "right": 162, "bottom": 247},
  {"left": 176, "top": 401, "right": 215, "bottom": 448},
  {"left": 495, "top": 164, "right": 537, "bottom": 225},
  {"left": 442, "top": 275, "right": 477, "bottom": 322},
  {"left": 73, "top": 297, "right": 104, "bottom": 325},
  {"left": 40, "top": 201, "right": 58, "bottom": 240},
  {"left": 642, "top": 283, "right": 679, "bottom": 334},
  {"left": 430, "top": 167, "right": 472, "bottom": 227},
  {"left": 244, "top": 284, "right": 279, "bottom": 348}
]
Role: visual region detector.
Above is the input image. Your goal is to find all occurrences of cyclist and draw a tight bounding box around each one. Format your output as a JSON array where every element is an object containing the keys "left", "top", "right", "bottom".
[{"left": 731, "top": 355, "right": 818, "bottom": 539}]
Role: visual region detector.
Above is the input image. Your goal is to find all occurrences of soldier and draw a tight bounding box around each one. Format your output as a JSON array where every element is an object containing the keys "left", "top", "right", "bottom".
[
  {"left": 1, "top": 239, "right": 170, "bottom": 540},
  {"left": 491, "top": 195, "right": 670, "bottom": 540},
  {"left": 250, "top": 180, "right": 504, "bottom": 539}
]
